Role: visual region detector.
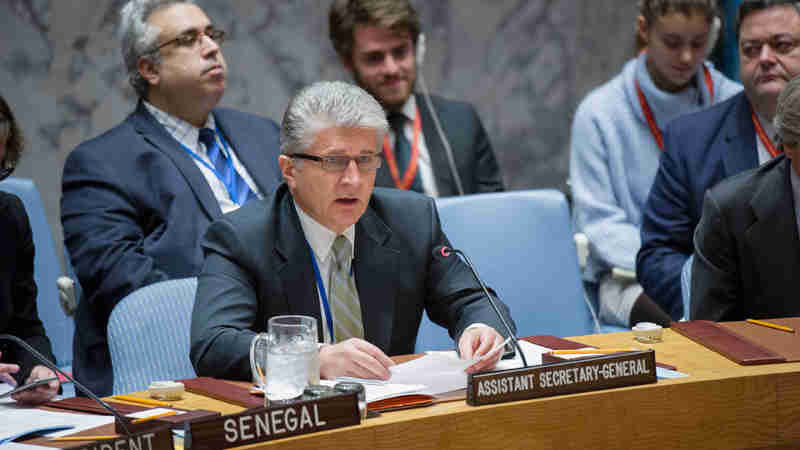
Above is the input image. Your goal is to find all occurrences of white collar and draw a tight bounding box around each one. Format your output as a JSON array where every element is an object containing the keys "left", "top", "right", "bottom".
[
  {"left": 394, "top": 94, "right": 417, "bottom": 122},
  {"left": 293, "top": 200, "right": 356, "bottom": 263},
  {"left": 758, "top": 112, "right": 777, "bottom": 141},
  {"left": 143, "top": 100, "right": 216, "bottom": 150}
]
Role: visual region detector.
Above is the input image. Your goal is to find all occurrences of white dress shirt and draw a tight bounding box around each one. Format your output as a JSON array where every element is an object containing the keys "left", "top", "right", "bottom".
[
  {"left": 389, "top": 95, "right": 440, "bottom": 197},
  {"left": 755, "top": 113, "right": 778, "bottom": 166},
  {"left": 144, "top": 101, "right": 262, "bottom": 213}
]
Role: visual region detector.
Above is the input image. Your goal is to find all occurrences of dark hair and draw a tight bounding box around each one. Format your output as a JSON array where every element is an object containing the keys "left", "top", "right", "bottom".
[
  {"left": 736, "top": 0, "right": 800, "bottom": 39},
  {"left": 0, "top": 93, "right": 24, "bottom": 177},
  {"left": 329, "top": 0, "right": 420, "bottom": 62},
  {"left": 636, "top": 0, "right": 719, "bottom": 52}
]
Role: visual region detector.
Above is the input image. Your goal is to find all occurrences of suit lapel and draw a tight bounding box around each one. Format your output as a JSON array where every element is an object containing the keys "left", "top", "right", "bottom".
[
  {"left": 130, "top": 102, "right": 222, "bottom": 220},
  {"left": 416, "top": 93, "right": 457, "bottom": 196},
  {"left": 272, "top": 189, "right": 326, "bottom": 341},
  {"left": 722, "top": 94, "right": 759, "bottom": 176},
  {"left": 353, "top": 205, "right": 401, "bottom": 352},
  {"left": 746, "top": 159, "right": 800, "bottom": 296},
  {"left": 214, "top": 109, "right": 278, "bottom": 195}
]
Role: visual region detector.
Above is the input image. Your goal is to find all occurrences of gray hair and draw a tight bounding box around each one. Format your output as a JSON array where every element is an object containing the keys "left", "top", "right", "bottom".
[
  {"left": 775, "top": 75, "right": 800, "bottom": 148},
  {"left": 280, "top": 81, "right": 389, "bottom": 155},
  {"left": 119, "top": 0, "right": 195, "bottom": 97}
]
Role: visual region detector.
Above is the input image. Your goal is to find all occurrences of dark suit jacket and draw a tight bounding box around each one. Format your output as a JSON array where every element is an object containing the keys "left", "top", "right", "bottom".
[
  {"left": 692, "top": 155, "right": 800, "bottom": 321},
  {"left": 0, "top": 192, "right": 57, "bottom": 383},
  {"left": 61, "top": 101, "right": 282, "bottom": 395},
  {"left": 637, "top": 92, "right": 760, "bottom": 319},
  {"left": 190, "top": 184, "right": 515, "bottom": 380},
  {"left": 375, "top": 94, "right": 504, "bottom": 196}
]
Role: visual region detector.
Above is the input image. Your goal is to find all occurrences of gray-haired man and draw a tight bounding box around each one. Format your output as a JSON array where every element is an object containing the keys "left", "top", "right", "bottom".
[
  {"left": 62, "top": 0, "right": 282, "bottom": 396},
  {"left": 190, "top": 81, "right": 514, "bottom": 381}
]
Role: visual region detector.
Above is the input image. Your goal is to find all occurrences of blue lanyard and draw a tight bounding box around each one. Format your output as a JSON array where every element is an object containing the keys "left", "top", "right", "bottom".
[
  {"left": 180, "top": 130, "right": 249, "bottom": 205},
  {"left": 309, "top": 244, "right": 335, "bottom": 344},
  {"left": 308, "top": 241, "right": 355, "bottom": 344}
]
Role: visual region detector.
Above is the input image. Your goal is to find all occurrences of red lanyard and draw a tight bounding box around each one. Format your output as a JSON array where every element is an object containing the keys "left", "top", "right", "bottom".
[
  {"left": 635, "top": 65, "right": 714, "bottom": 151},
  {"left": 382, "top": 108, "right": 421, "bottom": 190},
  {"left": 751, "top": 111, "right": 782, "bottom": 158}
]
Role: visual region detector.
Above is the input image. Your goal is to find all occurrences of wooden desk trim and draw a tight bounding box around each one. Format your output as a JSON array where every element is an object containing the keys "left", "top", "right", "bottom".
[{"left": 104, "top": 330, "right": 800, "bottom": 450}]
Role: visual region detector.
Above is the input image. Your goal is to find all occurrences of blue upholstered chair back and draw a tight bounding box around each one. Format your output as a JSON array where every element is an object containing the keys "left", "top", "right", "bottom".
[
  {"left": 0, "top": 177, "right": 74, "bottom": 367},
  {"left": 107, "top": 277, "right": 198, "bottom": 395},
  {"left": 414, "top": 190, "right": 596, "bottom": 352}
]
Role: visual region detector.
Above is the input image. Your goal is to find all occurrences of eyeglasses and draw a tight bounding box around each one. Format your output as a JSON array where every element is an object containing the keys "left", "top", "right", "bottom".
[
  {"left": 155, "top": 26, "right": 225, "bottom": 51},
  {"left": 291, "top": 153, "right": 383, "bottom": 172},
  {"left": 740, "top": 35, "right": 800, "bottom": 59}
]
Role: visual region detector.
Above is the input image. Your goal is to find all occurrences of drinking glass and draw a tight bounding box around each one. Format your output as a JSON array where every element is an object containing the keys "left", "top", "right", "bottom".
[{"left": 251, "top": 315, "right": 318, "bottom": 404}]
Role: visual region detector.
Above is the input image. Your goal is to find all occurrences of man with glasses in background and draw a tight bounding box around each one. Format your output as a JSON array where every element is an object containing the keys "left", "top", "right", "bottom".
[
  {"left": 637, "top": 0, "right": 800, "bottom": 321},
  {"left": 61, "top": 0, "right": 282, "bottom": 396},
  {"left": 190, "top": 81, "right": 513, "bottom": 381}
]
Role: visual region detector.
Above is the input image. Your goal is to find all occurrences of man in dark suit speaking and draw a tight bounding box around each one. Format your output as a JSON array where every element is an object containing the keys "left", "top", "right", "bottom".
[
  {"left": 190, "top": 81, "right": 513, "bottom": 381},
  {"left": 328, "top": 0, "right": 504, "bottom": 197},
  {"left": 61, "top": 0, "right": 282, "bottom": 396},
  {"left": 692, "top": 74, "right": 800, "bottom": 321}
]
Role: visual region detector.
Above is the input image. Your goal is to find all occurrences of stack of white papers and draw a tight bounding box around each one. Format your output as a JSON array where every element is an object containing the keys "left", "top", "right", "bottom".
[
  {"left": 322, "top": 339, "right": 687, "bottom": 403},
  {"left": 321, "top": 379, "right": 426, "bottom": 403},
  {"left": 332, "top": 337, "right": 514, "bottom": 398},
  {"left": 0, "top": 408, "right": 114, "bottom": 443}
]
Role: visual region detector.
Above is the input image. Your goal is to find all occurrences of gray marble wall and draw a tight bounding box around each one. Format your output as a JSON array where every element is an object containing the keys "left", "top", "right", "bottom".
[{"left": 0, "top": 0, "right": 637, "bottom": 268}]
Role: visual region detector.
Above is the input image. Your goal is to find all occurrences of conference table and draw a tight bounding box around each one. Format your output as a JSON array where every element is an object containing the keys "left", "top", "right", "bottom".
[{"left": 32, "top": 329, "right": 800, "bottom": 449}]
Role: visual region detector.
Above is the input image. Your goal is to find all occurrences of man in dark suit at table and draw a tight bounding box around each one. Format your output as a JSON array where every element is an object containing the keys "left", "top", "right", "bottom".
[
  {"left": 61, "top": 0, "right": 282, "bottom": 396},
  {"left": 637, "top": 0, "right": 800, "bottom": 319},
  {"left": 190, "top": 81, "right": 513, "bottom": 381},
  {"left": 692, "top": 74, "right": 800, "bottom": 321},
  {"left": 328, "top": 0, "right": 504, "bottom": 197}
]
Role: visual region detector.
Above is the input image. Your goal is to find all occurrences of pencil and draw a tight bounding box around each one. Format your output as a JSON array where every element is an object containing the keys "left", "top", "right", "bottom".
[
  {"left": 50, "top": 435, "right": 120, "bottom": 441},
  {"left": 746, "top": 319, "right": 795, "bottom": 333},
  {"left": 131, "top": 410, "right": 178, "bottom": 424},
  {"left": 549, "top": 348, "right": 637, "bottom": 355},
  {"left": 112, "top": 394, "right": 172, "bottom": 407}
]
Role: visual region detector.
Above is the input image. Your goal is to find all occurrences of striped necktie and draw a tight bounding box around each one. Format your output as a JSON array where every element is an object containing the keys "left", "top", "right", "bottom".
[
  {"left": 329, "top": 235, "right": 364, "bottom": 342},
  {"left": 198, "top": 127, "right": 257, "bottom": 205}
]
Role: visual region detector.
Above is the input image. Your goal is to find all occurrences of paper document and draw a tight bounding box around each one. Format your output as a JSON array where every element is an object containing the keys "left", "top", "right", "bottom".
[
  {"left": 656, "top": 367, "right": 688, "bottom": 379},
  {"left": 493, "top": 340, "right": 555, "bottom": 369},
  {"left": 126, "top": 407, "right": 185, "bottom": 419},
  {"left": 388, "top": 351, "right": 471, "bottom": 394},
  {"left": 323, "top": 338, "right": 509, "bottom": 398},
  {"left": 0, "top": 408, "right": 113, "bottom": 442},
  {"left": 0, "top": 443, "right": 55, "bottom": 449},
  {"left": 321, "top": 380, "right": 426, "bottom": 403},
  {"left": 1, "top": 382, "right": 15, "bottom": 406}
]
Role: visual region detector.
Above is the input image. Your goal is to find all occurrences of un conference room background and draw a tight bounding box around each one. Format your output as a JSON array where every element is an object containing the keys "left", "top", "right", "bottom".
[{"left": 0, "top": 0, "right": 744, "bottom": 268}]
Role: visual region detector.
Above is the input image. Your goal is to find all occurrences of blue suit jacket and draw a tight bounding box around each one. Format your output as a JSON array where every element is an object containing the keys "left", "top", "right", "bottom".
[
  {"left": 637, "top": 92, "right": 759, "bottom": 319},
  {"left": 61, "top": 101, "right": 282, "bottom": 396}
]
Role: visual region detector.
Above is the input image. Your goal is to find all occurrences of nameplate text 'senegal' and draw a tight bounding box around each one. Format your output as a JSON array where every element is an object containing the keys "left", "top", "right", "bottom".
[{"left": 185, "top": 392, "right": 360, "bottom": 449}]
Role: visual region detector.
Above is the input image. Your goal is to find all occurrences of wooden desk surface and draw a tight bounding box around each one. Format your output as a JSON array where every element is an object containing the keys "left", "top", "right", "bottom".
[{"left": 81, "top": 330, "right": 800, "bottom": 449}]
